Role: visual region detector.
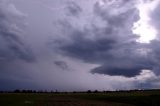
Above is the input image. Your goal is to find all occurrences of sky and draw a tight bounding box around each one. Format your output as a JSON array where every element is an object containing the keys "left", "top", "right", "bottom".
[{"left": 0, "top": 0, "right": 160, "bottom": 91}]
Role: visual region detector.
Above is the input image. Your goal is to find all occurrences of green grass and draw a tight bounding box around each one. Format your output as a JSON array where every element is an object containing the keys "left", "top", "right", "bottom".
[
  {"left": 70, "top": 90, "right": 160, "bottom": 106},
  {"left": 0, "top": 93, "right": 51, "bottom": 106},
  {"left": 71, "top": 94, "right": 160, "bottom": 106},
  {"left": 0, "top": 90, "right": 160, "bottom": 106}
]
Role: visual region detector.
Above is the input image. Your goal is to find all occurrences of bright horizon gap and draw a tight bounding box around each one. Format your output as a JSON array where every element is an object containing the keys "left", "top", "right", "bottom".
[{"left": 132, "top": 0, "right": 158, "bottom": 43}]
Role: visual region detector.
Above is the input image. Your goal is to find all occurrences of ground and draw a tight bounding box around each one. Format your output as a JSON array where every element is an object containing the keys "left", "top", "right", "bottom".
[{"left": 0, "top": 90, "right": 160, "bottom": 106}]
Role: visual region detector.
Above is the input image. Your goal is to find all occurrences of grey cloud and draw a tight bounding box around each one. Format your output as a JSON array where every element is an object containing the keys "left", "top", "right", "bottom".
[
  {"left": 94, "top": 3, "right": 138, "bottom": 28},
  {"left": 150, "top": 1, "right": 160, "bottom": 38},
  {"left": 59, "top": 32, "right": 116, "bottom": 63},
  {"left": 54, "top": 61, "right": 69, "bottom": 70},
  {"left": 91, "top": 64, "right": 153, "bottom": 77},
  {"left": 51, "top": 0, "right": 160, "bottom": 78},
  {"left": 148, "top": 40, "right": 160, "bottom": 74},
  {"left": 1, "top": 0, "right": 158, "bottom": 91},
  {"left": 0, "top": 1, "right": 35, "bottom": 62},
  {"left": 0, "top": 77, "right": 39, "bottom": 90},
  {"left": 148, "top": 1, "right": 160, "bottom": 73},
  {"left": 65, "top": 1, "right": 82, "bottom": 17}
]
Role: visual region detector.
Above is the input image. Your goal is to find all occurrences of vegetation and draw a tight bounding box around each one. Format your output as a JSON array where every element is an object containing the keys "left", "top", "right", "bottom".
[{"left": 0, "top": 89, "right": 160, "bottom": 106}]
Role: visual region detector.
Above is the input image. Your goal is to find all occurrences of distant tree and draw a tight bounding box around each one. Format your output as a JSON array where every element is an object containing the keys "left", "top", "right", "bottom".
[
  {"left": 28, "top": 90, "right": 33, "bottom": 93},
  {"left": 73, "top": 91, "right": 77, "bottom": 93},
  {"left": 64, "top": 92, "right": 68, "bottom": 94},
  {"left": 14, "top": 89, "right": 20, "bottom": 93},
  {"left": 0, "top": 91, "right": 4, "bottom": 93},
  {"left": 38, "top": 90, "right": 43, "bottom": 93},
  {"left": 54, "top": 89, "right": 59, "bottom": 94},
  {"left": 87, "top": 90, "right": 92, "bottom": 93},
  {"left": 50, "top": 90, "right": 54, "bottom": 93},
  {"left": 33, "top": 90, "right": 36, "bottom": 93},
  {"left": 22, "top": 90, "right": 26, "bottom": 93},
  {"left": 94, "top": 90, "right": 99, "bottom": 93}
]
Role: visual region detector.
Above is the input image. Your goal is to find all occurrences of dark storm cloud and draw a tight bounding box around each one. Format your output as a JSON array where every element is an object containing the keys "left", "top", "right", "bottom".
[
  {"left": 54, "top": 61, "right": 69, "bottom": 71},
  {"left": 144, "top": 1, "right": 160, "bottom": 75},
  {"left": 91, "top": 64, "right": 153, "bottom": 77},
  {"left": 0, "top": 0, "right": 159, "bottom": 91},
  {"left": 147, "top": 40, "right": 160, "bottom": 74},
  {"left": 65, "top": 1, "right": 82, "bottom": 17},
  {"left": 59, "top": 35, "right": 155, "bottom": 77},
  {"left": 0, "top": 31, "right": 35, "bottom": 62},
  {"left": 52, "top": 0, "right": 160, "bottom": 77},
  {"left": 93, "top": 1, "right": 139, "bottom": 28},
  {"left": 0, "top": 77, "right": 39, "bottom": 90},
  {"left": 0, "top": 1, "right": 35, "bottom": 62},
  {"left": 60, "top": 32, "right": 116, "bottom": 63},
  {"left": 150, "top": 1, "right": 160, "bottom": 37}
]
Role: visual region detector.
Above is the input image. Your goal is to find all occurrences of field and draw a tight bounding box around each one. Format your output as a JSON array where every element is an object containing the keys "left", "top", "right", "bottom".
[{"left": 0, "top": 90, "right": 160, "bottom": 106}]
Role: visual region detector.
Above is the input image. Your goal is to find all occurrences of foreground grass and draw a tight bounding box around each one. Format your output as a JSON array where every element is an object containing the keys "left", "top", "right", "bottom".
[
  {"left": 0, "top": 93, "right": 50, "bottom": 106},
  {"left": 0, "top": 90, "right": 160, "bottom": 106},
  {"left": 70, "top": 90, "right": 160, "bottom": 106}
]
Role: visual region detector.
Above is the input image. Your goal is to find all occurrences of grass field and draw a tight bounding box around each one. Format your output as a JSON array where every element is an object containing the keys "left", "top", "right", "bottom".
[{"left": 0, "top": 90, "right": 160, "bottom": 106}]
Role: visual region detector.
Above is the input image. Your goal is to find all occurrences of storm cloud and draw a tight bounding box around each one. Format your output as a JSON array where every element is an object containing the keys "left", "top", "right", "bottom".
[
  {"left": 65, "top": 1, "right": 82, "bottom": 17},
  {"left": 53, "top": 0, "right": 159, "bottom": 77},
  {"left": 1, "top": 0, "right": 160, "bottom": 91},
  {"left": 0, "top": 0, "right": 35, "bottom": 62}
]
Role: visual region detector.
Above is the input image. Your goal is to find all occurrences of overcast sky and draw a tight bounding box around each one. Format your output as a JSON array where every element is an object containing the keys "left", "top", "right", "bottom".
[{"left": 0, "top": 0, "right": 160, "bottom": 91}]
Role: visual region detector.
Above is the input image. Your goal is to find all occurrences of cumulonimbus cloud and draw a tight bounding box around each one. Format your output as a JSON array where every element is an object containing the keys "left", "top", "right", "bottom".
[
  {"left": 52, "top": 0, "right": 160, "bottom": 77},
  {"left": 0, "top": 0, "right": 35, "bottom": 62}
]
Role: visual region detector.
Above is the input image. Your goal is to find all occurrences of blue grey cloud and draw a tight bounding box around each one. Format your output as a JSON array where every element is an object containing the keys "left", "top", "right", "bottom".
[
  {"left": 65, "top": 1, "right": 82, "bottom": 17},
  {"left": 0, "top": 1, "right": 35, "bottom": 62},
  {"left": 91, "top": 64, "right": 153, "bottom": 77},
  {"left": 52, "top": 0, "right": 160, "bottom": 78},
  {"left": 0, "top": 0, "right": 160, "bottom": 91},
  {"left": 54, "top": 61, "right": 69, "bottom": 71}
]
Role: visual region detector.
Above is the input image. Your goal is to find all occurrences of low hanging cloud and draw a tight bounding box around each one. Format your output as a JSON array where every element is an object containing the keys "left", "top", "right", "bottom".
[
  {"left": 0, "top": 0, "right": 35, "bottom": 62},
  {"left": 54, "top": 61, "right": 69, "bottom": 71},
  {"left": 91, "top": 64, "right": 153, "bottom": 77},
  {"left": 65, "top": 1, "right": 82, "bottom": 17},
  {"left": 52, "top": 0, "right": 160, "bottom": 78}
]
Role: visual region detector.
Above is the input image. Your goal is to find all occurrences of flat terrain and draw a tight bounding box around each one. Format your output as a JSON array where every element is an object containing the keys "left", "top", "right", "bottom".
[{"left": 0, "top": 90, "right": 160, "bottom": 106}]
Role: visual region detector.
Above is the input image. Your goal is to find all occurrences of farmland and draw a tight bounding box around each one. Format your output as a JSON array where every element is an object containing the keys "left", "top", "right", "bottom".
[{"left": 0, "top": 90, "right": 160, "bottom": 106}]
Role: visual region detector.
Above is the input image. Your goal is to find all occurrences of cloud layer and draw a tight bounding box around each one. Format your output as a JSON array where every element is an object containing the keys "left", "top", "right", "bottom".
[
  {"left": 53, "top": 0, "right": 159, "bottom": 78},
  {"left": 0, "top": 0, "right": 35, "bottom": 62},
  {"left": 0, "top": 0, "right": 160, "bottom": 91}
]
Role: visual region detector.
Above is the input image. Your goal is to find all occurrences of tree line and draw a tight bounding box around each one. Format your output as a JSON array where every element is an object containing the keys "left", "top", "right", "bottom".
[{"left": 0, "top": 89, "right": 160, "bottom": 93}]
